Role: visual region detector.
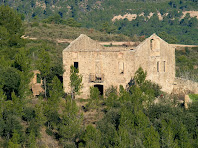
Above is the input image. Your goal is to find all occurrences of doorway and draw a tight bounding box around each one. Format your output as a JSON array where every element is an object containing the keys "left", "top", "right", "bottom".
[
  {"left": 74, "top": 62, "right": 78, "bottom": 69},
  {"left": 94, "top": 84, "right": 104, "bottom": 96}
]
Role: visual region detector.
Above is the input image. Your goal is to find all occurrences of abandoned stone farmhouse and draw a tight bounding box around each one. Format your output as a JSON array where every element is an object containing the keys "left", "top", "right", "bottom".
[{"left": 62, "top": 33, "right": 178, "bottom": 98}]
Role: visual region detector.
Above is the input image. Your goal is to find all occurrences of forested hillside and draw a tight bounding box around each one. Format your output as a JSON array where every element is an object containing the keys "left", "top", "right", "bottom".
[
  {"left": 1, "top": 0, "right": 198, "bottom": 44},
  {"left": 176, "top": 47, "right": 198, "bottom": 82},
  {"left": 1, "top": 5, "right": 198, "bottom": 147}
]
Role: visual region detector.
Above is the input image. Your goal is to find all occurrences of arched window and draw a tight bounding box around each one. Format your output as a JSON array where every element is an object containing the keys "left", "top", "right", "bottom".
[
  {"left": 150, "top": 38, "right": 160, "bottom": 57},
  {"left": 150, "top": 39, "right": 154, "bottom": 50},
  {"left": 150, "top": 38, "right": 160, "bottom": 51}
]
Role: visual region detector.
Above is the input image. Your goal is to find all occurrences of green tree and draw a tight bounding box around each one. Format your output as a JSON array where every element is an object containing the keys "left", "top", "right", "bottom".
[
  {"left": 160, "top": 119, "right": 178, "bottom": 147},
  {"left": 58, "top": 97, "right": 82, "bottom": 145},
  {"left": 158, "top": 31, "right": 178, "bottom": 44},
  {"left": 97, "top": 111, "right": 119, "bottom": 147},
  {"left": 2, "top": 67, "right": 21, "bottom": 99},
  {"left": 85, "top": 86, "right": 102, "bottom": 111},
  {"left": 134, "top": 67, "right": 147, "bottom": 86},
  {"left": 14, "top": 49, "right": 33, "bottom": 98},
  {"left": 105, "top": 86, "right": 119, "bottom": 109},
  {"left": 7, "top": 130, "right": 21, "bottom": 148},
  {"left": 0, "top": 26, "right": 9, "bottom": 47},
  {"left": 65, "top": 18, "right": 81, "bottom": 27},
  {"left": 70, "top": 65, "right": 82, "bottom": 99},
  {"left": 36, "top": 49, "right": 51, "bottom": 98},
  {"left": 117, "top": 126, "right": 134, "bottom": 147},
  {"left": 35, "top": 102, "right": 46, "bottom": 127},
  {"left": 44, "top": 76, "right": 63, "bottom": 128},
  {"left": 0, "top": 5, "right": 23, "bottom": 47},
  {"left": 143, "top": 126, "right": 160, "bottom": 148},
  {"left": 90, "top": 87, "right": 100, "bottom": 100},
  {"left": 49, "top": 76, "right": 64, "bottom": 99},
  {"left": 81, "top": 125, "right": 101, "bottom": 148},
  {"left": 100, "top": 22, "right": 117, "bottom": 34},
  {"left": 11, "top": 92, "right": 23, "bottom": 117},
  {"left": 26, "top": 130, "right": 37, "bottom": 148}
]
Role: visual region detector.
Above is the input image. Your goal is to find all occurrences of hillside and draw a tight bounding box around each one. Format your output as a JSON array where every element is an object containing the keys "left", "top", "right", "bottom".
[
  {"left": 23, "top": 22, "right": 198, "bottom": 83},
  {"left": 24, "top": 22, "right": 132, "bottom": 42},
  {"left": 1, "top": 5, "right": 198, "bottom": 147},
  {"left": 1, "top": 0, "right": 198, "bottom": 20},
  {"left": 112, "top": 11, "right": 198, "bottom": 21},
  {"left": 1, "top": 0, "right": 198, "bottom": 44},
  {"left": 176, "top": 47, "right": 198, "bottom": 82}
]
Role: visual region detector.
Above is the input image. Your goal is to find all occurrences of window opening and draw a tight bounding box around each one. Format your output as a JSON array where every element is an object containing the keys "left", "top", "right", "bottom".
[
  {"left": 157, "top": 61, "right": 159, "bottom": 72},
  {"left": 36, "top": 74, "right": 41, "bottom": 83},
  {"left": 94, "top": 85, "right": 103, "bottom": 96},
  {"left": 119, "top": 62, "right": 124, "bottom": 74},
  {"left": 164, "top": 61, "right": 166, "bottom": 72},
  {"left": 96, "top": 77, "right": 102, "bottom": 81},
  {"left": 150, "top": 39, "right": 154, "bottom": 50},
  {"left": 89, "top": 74, "right": 95, "bottom": 82},
  {"left": 95, "top": 61, "right": 101, "bottom": 74},
  {"left": 74, "top": 62, "right": 78, "bottom": 69}
]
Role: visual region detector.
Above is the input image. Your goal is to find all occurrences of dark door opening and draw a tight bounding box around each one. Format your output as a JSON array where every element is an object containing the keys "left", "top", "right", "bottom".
[
  {"left": 74, "top": 62, "right": 78, "bottom": 69},
  {"left": 94, "top": 85, "right": 103, "bottom": 96}
]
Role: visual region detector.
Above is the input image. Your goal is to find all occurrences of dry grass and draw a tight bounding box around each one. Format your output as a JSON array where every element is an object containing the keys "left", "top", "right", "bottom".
[
  {"left": 76, "top": 98, "right": 105, "bottom": 127},
  {"left": 37, "top": 127, "right": 59, "bottom": 148},
  {"left": 24, "top": 22, "right": 132, "bottom": 42}
]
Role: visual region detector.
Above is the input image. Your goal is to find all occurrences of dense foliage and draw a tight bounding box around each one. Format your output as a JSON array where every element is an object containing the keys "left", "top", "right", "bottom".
[
  {"left": 24, "top": 22, "right": 131, "bottom": 41},
  {"left": 78, "top": 68, "right": 198, "bottom": 148},
  {"left": 1, "top": 0, "right": 198, "bottom": 44},
  {"left": 0, "top": 6, "right": 65, "bottom": 147},
  {"left": 176, "top": 47, "right": 198, "bottom": 82},
  {"left": 0, "top": 5, "right": 198, "bottom": 147}
]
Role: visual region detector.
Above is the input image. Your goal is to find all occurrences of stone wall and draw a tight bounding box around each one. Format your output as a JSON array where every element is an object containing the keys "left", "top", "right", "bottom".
[
  {"left": 63, "top": 50, "right": 136, "bottom": 98},
  {"left": 30, "top": 70, "right": 44, "bottom": 96},
  {"left": 134, "top": 34, "right": 175, "bottom": 93},
  {"left": 173, "top": 78, "right": 198, "bottom": 94},
  {"left": 63, "top": 34, "right": 176, "bottom": 98}
]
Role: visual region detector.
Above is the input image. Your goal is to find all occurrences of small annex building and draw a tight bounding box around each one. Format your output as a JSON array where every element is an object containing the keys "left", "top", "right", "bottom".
[
  {"left": 31, "top": 70, "right": 44, "bottom": 96},
  {"left": 63, "top": 34, "right": 175, "bottom": 98}
]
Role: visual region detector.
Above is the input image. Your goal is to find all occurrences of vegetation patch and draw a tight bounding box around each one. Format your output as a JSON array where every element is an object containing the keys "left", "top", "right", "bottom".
[
  {"left": 189, "top": 94, "right": 198, "bottom": 101},
  {"left": 24, "top": 23, "right": 132, "bottom": 42},
  {"left": 176, "top": 47, "right": 198, "bottom": 82},
  {"left": 1, "top": 5, "right": 198, "bottom": 148}
]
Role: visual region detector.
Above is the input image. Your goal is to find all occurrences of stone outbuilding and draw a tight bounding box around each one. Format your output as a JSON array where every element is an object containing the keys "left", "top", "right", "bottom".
[
  {"left": 63, "top": 34, "right": 175, "bottom": 98},
  {"left": 31, "top": 70, "right": 44, "bottom": 96}
]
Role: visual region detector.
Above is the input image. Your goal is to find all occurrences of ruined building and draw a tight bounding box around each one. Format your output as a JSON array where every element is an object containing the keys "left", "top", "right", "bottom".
[
  {"left": 31, "top": 70, "right": 44, "bottom": 96},
  {"left": 63, "top": 34, "right": 177, "bottom": 98}
]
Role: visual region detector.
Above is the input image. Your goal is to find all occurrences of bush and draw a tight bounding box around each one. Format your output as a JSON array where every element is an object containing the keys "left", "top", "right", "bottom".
[
  {"left": 189, "top": 94, "right": 198, "bottom": 101},
  {"left": 46, "top": 128, "right": 53, "bottom": 136},
  {"left": 22, "top": 107, "right": 35, "bottom": 122},
  {"left": 31, "top": 22, "right": 39, "bottom": 27},
  {"left": 84, "top": 87, "right": 101, "bottom": 111},
  {"left": 42, "top": 23, "right": 48, "bottom": 28}
]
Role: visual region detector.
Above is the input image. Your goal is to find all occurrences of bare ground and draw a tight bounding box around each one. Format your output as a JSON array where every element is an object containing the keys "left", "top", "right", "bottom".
[
  {"left": 112, "top": 11, "right": 198, "bottom": 21},
  {"left": 22, "top": 34, "right": 198, "bottom": 48},
  {"left": 37, "top": 127, "right": 60, "bottom": 148},
  {"left": 76, "top": 99, "right": 104, "bottom": 127}
]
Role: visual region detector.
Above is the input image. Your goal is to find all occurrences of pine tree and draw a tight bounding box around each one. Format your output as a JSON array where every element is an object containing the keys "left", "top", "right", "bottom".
[
  {"left": 70, "top": 65, "right": 82, "bottom": 99},
  {"left": 36, "top": 49, "right": 51, "bottom": 98}
]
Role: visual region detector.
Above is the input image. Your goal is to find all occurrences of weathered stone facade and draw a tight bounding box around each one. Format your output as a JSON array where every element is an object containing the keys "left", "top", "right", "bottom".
[
  {"left": 173, "top": 78, "right": 198, "bottom": 95},
  {"left": 31, "top": 70, "right": 44, "bottom": 96},
  {"left": 63, "top": 34, "right": 176, "bottom": 98}
]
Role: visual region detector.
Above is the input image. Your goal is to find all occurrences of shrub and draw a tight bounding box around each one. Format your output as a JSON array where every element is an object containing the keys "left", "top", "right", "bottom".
[
  {"left": 189, "top": 94, "right": 198, "bottom": 101},
  {"left": 31, "top": 22, "right": 39, "bottom": 27}
]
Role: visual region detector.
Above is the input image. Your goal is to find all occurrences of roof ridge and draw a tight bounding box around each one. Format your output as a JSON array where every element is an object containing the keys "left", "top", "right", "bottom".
[{"left": 63, "top": 34, "right": 104, "bottom": 52}]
